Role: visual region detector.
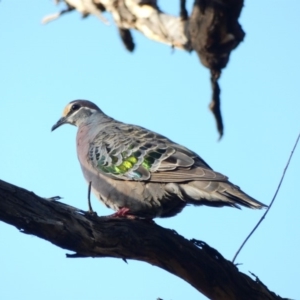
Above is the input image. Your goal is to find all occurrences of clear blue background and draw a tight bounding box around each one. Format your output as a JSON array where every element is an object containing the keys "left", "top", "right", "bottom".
[{"left": 0, "top": 1, "right": 299, "bottom": 299}]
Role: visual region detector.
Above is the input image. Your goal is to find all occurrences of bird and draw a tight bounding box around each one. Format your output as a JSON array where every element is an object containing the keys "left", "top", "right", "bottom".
[{"left": 51, "top": 100, "right": 266, "bottom": 219}]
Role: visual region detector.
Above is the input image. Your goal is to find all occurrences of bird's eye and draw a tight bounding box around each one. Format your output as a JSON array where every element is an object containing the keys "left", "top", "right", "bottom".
[{"left": 71, "top": 104, "right": 80, "bottom": 112}]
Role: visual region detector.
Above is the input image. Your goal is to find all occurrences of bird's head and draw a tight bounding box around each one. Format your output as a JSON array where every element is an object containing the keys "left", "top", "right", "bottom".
[{"left": 51, "top": 100, "right": 102, "bottom": 131}]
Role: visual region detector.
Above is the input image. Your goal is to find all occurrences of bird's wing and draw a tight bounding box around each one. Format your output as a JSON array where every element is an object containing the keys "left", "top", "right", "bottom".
[{"left": 88, "top": 123, "right": 227, "bottom": 182}]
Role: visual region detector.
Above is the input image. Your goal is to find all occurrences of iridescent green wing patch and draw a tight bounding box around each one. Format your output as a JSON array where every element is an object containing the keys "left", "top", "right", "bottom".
[{"left": 88, "top": 124, "right": 176, "bottom": 180}]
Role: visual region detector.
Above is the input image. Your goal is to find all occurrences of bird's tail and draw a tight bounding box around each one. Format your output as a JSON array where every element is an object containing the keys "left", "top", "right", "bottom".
[{"left": 179, "top": 181, "right": 267, "bottom": 209}]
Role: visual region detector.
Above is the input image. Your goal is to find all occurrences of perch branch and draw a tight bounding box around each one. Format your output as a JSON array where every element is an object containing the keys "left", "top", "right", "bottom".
[{"left": 0, "top": 178, "right": 286, "bottom": 299}]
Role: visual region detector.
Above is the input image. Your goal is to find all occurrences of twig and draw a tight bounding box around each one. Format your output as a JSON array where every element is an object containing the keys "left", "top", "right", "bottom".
[
  {"left": 232, "top": 132, "right": 300, "bottom": 263},
  {"left": 41, "top": 6, "right": 74, "bottom": 24},
  {"left": 87, "top": 181, "right": 94, "bottom": 214},
  {"left": 209, "top": 69, "right": 223, "bottom": 140}
]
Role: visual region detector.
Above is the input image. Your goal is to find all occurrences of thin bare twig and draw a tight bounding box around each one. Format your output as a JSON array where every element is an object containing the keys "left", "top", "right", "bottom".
[
  {"left": 232, "top": 132, "right": 300, "bottom": 263},
  {"left": 87, "top": 181, "right": 94, "bottom": 213}
]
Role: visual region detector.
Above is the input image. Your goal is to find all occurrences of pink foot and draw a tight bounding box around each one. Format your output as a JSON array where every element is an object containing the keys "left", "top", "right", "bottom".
[
  {"left": 108, "top": 207, "right": 136, "bottom": 219},
  {"left": 108, "top": 208, "right": 155, "bottom": 223},
  {"left": 113, "top": 207, "right": 131, "bottom": 217}
]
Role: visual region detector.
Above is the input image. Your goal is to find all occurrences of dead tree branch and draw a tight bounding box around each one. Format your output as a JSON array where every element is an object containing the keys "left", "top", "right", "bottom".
[
  {"left": 0, "top": 178, "right": 286, "bottom": 300},
  {"left": 42, "top": 0, "right": 245, "bottom": 138}
]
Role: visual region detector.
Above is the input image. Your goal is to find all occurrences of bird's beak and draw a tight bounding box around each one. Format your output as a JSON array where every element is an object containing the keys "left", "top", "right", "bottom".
[{"left": 51, "top": 117, "right": 67, "bottom": 132}]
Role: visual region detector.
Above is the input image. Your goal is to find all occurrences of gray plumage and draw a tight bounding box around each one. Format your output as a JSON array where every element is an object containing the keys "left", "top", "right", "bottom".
[{"left": 52, "top": 99, "right": 266, "bottom": 218}]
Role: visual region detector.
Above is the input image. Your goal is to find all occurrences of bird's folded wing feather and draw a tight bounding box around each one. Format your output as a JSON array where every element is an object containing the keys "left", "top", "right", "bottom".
[
  {"left": 88, "top": 123, "right": 227, "bottom": 183},
  {"left": 150, "top": 162, "right": 228, "bottom": 182}
]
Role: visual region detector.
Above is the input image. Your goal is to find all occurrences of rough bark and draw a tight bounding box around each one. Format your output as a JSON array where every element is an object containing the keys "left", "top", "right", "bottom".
[
  {"left": 0, "top": 179, "right": 286, "bottom": 300},
  {"left": 188, "top": 0, "right": 245, "bottom": 138},
  {"left": 42, "top": 0, "right": 245, "bottom": 138}
]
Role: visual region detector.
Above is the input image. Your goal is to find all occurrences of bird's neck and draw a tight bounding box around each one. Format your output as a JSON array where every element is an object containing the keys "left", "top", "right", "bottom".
[{"left": 77, "top": 114, "right": 114, "bottom": 141}]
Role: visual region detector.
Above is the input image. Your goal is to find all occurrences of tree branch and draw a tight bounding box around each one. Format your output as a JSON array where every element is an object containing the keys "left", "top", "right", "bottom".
[
  {"left": 0, "top": 179, "right": 286, "bottom": 299},
  {"left": 42, "top": 0, "right": 246, "bottom": 138},
  {"left": 42, "top": 0, "right": 191, "bottom": 50}
]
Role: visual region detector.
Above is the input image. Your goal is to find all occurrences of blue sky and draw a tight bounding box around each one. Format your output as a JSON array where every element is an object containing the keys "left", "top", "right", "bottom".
[{"left": 0, "top": 1, "right": 299, "bottom": 299}]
